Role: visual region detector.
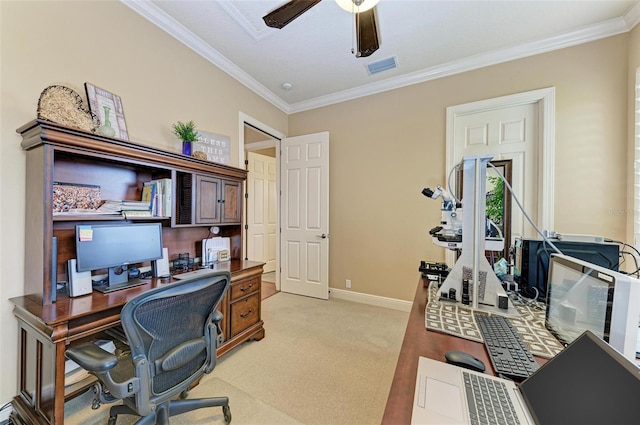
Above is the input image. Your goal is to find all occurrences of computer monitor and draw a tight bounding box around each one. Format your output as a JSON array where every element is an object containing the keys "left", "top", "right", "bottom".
[
  {"left": 515, "top": 238, "right": 620, "bottom": 301},
  {"left": 545, "top": 253, "right": 640, "bottom": 361},
  {"left": 75, "top": 223, "right": 163, "bottom": 293}
]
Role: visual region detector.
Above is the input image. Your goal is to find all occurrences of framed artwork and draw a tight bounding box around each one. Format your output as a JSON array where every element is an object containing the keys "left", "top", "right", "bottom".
[
  {"left": 84, "top": 82, "right": 129, "bottom": 140},
  {"left": 52, "top": 182, "right": 101, "bottom": 213},
  {"left": 192, "top": 129, "right": 231, "bottom": 164}
]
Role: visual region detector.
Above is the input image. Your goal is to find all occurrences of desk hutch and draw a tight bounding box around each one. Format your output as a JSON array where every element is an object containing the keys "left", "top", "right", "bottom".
[{"left": 10, "top": 120, "right": 265, "bottom": 424}]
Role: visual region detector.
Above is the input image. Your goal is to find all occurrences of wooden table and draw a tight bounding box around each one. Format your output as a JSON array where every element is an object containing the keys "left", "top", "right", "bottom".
[{"left": 381, "top": 278, "right": 548, "bottom": 424}]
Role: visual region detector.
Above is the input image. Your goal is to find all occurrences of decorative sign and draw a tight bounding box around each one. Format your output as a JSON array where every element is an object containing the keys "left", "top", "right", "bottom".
[{"left": 192, "top": 129, "right": 230, "bottom": 164}]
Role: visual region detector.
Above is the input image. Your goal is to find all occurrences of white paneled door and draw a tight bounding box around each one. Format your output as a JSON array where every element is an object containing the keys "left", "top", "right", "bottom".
[
  {"left": 247, "top": 151, "right": 277, "bottom": 273},
  {"left": 280, "top": 132, "right": 329, "bottom": 299},
  {"left": 452, "top": 102, "right": 538, "bottom": 241}
]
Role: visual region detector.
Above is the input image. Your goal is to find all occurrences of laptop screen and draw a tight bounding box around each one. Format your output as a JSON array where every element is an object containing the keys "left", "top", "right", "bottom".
[{"left": 519, "top": 331, "right": 640, "bottom": 424}]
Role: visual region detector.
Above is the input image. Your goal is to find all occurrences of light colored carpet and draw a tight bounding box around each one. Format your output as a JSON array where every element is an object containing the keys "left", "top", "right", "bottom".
[{"left": 64, "top": 292, "right": 409, "bottom": 425}]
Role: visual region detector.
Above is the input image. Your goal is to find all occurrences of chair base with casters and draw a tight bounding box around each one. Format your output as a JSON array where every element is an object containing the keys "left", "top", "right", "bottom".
[
  {"left": 65, "top": 272, "right": 233, "bottom": 425},
  {"left": 84, "top": 368, "right": 231, "bottom": 425},
  {"left": 106, "top": 395, "right": 231, "bottom": 425}
]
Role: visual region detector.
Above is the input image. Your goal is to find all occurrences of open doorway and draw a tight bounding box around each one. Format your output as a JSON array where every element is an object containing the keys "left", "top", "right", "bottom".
[
  {"left": 243, "top": 122, "right": 280, "bottom": 298},
  {"left": 240, "top": 114, "right": 330, "bottom": 300}
]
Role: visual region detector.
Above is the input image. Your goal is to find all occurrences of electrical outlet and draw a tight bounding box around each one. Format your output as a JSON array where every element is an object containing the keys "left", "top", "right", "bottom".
[{"left": 346, "top": 279, "right": 351, "bottom": 288}]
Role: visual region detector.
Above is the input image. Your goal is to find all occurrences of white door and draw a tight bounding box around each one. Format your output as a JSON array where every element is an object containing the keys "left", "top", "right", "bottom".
[
  {"left": 280, "top": 132, "right": 330, "bottom": 299},
  {"left": 453, "top": 103, "right": 538, "bottom": 242},
  {"left": 247, "top": 152, "right": 277, "bottom": 273},
  {"left": 447, "top": 88, "right": 556, "bottom": 259}
]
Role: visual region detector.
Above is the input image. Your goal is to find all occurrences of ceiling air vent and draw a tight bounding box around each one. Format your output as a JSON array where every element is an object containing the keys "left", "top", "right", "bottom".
[{"left": 366, "top": 56, "right": 397, "bottom": 75}]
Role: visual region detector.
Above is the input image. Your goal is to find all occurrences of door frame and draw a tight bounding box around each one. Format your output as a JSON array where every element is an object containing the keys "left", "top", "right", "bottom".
[
  {"left": 238, "top": 112, "right": 286, "bottom": 290},
  {"left": 446, "top": 87, "right": 555, "bottom": 228}
]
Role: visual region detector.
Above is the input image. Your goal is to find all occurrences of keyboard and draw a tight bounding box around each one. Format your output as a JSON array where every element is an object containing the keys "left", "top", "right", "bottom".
[
  {"left": 172, "top": 268, "right": 217, "bottom": 280},
  {"left": 463, "top": 371, "right": 520, "bottom": 425},
  {"left": 475, "top": 314, "right": 539, "bottom": 380}
]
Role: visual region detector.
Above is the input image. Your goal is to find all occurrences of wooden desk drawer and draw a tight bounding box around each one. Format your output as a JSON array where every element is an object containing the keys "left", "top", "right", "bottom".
[
  {"left": 230, "top": 293, "right": 260, "bottom": 337},
  {"left": 230, "top": 276, "right": 260, "bottom": 301}
]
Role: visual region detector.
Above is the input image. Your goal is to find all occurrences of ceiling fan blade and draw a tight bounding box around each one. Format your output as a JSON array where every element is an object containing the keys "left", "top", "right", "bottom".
[
  {"left": 263, "top": 0, "right": 321, "bottom": 29},
  {"left": 355, "top": 6, "right": 379, "bottom": 58}
]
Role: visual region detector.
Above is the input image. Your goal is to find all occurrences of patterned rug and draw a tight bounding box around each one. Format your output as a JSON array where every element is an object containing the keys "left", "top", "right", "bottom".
[{"left": 425, "top": 282, "right": 564, "bottom": 359}]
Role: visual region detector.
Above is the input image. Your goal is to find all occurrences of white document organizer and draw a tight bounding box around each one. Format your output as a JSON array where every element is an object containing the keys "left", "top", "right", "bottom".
[{"left": 202, "top": 237, "right": 230, "bottom": 264}]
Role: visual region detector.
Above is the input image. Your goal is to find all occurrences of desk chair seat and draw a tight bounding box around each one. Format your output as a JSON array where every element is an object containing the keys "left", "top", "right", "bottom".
[{"left": 65, "top": 272, "right": 232, "bottom": 425}]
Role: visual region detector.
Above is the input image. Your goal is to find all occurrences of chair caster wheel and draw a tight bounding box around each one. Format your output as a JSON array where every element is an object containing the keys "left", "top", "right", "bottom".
[{"left": 223, "top": 405, "right": 232, "bottom": 424}]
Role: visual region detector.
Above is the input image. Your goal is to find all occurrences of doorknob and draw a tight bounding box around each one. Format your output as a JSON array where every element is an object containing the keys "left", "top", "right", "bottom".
[{"left": 317, "top": 234, "right": 328, "bottom": 239}]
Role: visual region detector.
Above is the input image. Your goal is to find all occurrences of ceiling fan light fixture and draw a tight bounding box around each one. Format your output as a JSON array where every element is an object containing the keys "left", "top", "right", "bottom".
[{"left": 335, "top": 0, "right": 380, "bottom": 14}]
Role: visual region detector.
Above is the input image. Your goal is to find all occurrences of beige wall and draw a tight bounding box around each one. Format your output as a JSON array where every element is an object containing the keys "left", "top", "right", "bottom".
[
  {"left": 289, "top": 34, "right": 631, "bottom": 302},
  {"left": 0, "top": 1, "right": 287, "bottom": 404},
  {"left": 627, "top": 25, "right": 640, "bottom": 247},
  {"left": 0, "top": 0, "right": 637, "bottom": 409}
]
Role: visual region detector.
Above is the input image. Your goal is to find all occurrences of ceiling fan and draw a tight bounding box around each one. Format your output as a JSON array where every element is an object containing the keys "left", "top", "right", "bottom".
[{"left": 263, "top": 0, "right": 380, "bottom": 58}]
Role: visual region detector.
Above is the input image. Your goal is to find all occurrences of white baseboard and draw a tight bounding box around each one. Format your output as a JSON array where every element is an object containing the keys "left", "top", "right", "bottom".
[{"left": 329, "top": 288, "right": 412, "bottom": 312}]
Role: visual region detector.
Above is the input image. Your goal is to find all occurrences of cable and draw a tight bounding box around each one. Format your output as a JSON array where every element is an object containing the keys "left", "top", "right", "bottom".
[
  {"left": 605, "top": 239, "right": 640, "bottom": 277},
  {"left": 619, "top": 250, "right": 639, "bottom": 277},
  {"left": 447, "top": 160, "right": 463, "bottom": 205},
  {"left": 488, "top": 162, "right": 563, "bottom": 255}
]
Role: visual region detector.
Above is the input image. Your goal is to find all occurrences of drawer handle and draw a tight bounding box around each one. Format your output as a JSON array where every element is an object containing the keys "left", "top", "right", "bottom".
[
  {"left": 239, "top": 308, "right": 253, "bottom": 318},
  {"left": 240, "top": 284, "right": 253, "bottom": 292}
]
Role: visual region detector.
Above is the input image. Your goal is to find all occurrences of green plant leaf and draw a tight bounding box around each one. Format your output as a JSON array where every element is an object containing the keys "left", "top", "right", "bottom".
[{"left": 172, "top": 120, "right": 198, "bottom": 142}]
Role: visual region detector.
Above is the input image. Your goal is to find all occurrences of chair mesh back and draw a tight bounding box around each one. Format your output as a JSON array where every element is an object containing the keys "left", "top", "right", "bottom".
[{"left": 125, "top": 277, "right": 227, "bottom": 395}]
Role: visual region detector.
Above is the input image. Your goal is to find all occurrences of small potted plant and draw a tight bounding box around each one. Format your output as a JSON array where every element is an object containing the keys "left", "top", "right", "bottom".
[{"left": 172, "top": 120, "right": 198, "bottom": 156}]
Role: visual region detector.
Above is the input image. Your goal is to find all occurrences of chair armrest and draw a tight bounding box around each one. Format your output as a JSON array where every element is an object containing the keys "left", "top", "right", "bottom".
[
  {"left": 212, "top": 310, "right": 223, "bottom": 324},
  {"left": 65, "top": 342, "right": 118, "bottom": 373}
]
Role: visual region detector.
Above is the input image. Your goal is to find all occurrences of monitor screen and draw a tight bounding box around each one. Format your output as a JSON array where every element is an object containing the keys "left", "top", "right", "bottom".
[
  {"left": 545, "top": 253, "right": 640, "bottom": 360},
  {"left": 515, "top": 238, "right": 620, "bottom": 301},
  {"left": 75, "top": 223, "right": 163, "bottom": 291}
]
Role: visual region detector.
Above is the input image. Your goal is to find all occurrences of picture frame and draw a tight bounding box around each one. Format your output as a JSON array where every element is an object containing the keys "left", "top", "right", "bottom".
[
  {"left": 84, "top": 82, "right": 129, "bottom": 140},
  {"left": 192, "top": 129, "right": 231, "bottom": 164},
  {"left": 52, "top": 182, "right": 101, "bottom": 213}
]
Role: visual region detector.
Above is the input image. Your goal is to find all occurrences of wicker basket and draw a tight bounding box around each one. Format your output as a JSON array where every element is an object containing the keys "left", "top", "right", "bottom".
[{"left": 37, "top": 85, "right": 99, "bottom": 132}]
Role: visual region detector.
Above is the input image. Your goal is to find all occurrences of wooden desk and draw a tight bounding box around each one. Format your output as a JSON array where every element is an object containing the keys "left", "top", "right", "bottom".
[
  {"left": 382, "top": 278, "right": 548, "bottom": 425},
  {"left": 10, "top": 260, "right": 264, "bottom": 425}
]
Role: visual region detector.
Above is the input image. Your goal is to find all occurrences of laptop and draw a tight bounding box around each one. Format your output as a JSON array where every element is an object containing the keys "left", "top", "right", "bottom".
[{"left": 411, "top": 330, "right": 640, "bottom": 425}]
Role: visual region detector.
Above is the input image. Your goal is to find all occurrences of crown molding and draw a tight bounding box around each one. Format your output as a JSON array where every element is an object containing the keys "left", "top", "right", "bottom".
[
  {"left": 217, "top": 0, "right": 276, "bottom": 41},
  {"left": 122, "top": 0, "right": 638, "bottom": 115},
  {"left": 121, "top": 0, "right": 290, "bottom": 114},
  {"left": 288, "top": 15, "right": 632, "bottom": 113}
]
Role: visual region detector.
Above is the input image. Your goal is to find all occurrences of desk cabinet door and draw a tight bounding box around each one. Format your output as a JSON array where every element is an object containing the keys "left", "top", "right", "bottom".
[
  {"left": 195, "top": 174, "right": 221, "bottom": 224},
  {"left": 230, "top": 293, "right": 260, "bottom": 338},
  {"left": 220, "top": 179, "right": 242, "bottom": 224}
]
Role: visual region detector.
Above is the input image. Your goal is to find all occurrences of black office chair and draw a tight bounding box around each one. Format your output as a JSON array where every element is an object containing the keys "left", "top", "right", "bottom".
[{"left": 65, "top": 272, "right": 232, "bottom": 425}]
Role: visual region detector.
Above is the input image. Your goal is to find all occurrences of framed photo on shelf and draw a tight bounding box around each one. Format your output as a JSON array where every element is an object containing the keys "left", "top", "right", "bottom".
[
  {"left": 84, "top": 82, "right": 129, "bottom": 140},
  {"left": 52, "top": 182, "right": 101, "bottom": 213}
]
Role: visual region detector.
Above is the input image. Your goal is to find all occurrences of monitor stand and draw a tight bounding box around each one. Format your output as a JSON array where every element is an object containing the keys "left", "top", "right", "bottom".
[
  {"left": 93, "top": 265, "right": 148, "bottom": 293},
  {"left": 93, "top": 278, "right": 147, "bottom": 293}
]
